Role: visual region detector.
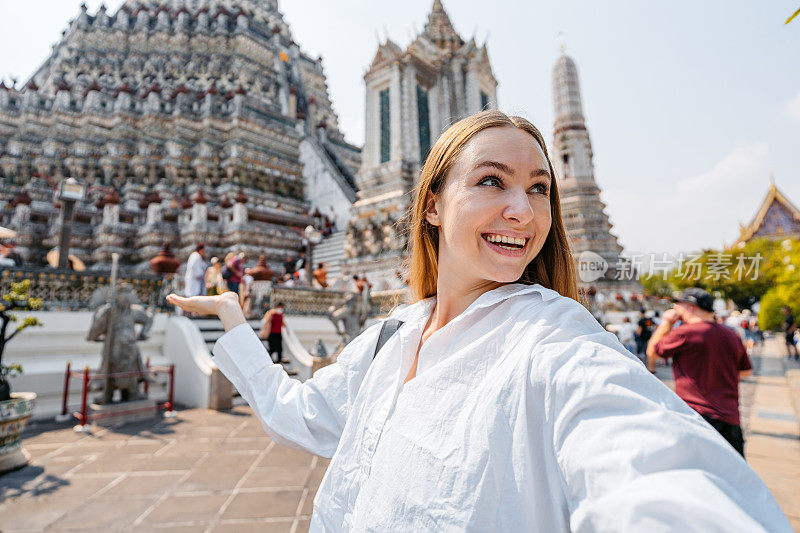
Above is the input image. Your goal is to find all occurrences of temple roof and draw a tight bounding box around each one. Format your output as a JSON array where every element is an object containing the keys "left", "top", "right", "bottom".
[
  {"left": 421, "top": 0, "right": 464, "bottom": 51},
  {"left": 737, "top": 181, "right": 800, "bottom": 244}
]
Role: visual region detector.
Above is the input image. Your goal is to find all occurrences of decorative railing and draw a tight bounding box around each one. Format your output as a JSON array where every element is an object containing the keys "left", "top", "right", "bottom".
[
  {"left": 0, "top": 266, "right": 171, "bottom": 310},
  {"left": 0, "top": 267, "right": 409, "bottom": 316},
  {"left": 253, "top": 284, "right": 409, "bottom": 318}
]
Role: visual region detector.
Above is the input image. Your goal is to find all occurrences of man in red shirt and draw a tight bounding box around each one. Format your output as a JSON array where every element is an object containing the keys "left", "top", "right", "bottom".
[
  {"left": 259, "top": 302, "right": 286, "bottom": 364},
  {"left": 647, "top": 288, "right": 753, "bottom": 456}
]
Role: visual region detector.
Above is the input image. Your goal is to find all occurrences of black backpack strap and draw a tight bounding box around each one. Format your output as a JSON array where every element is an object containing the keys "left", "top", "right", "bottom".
[{"left": 374, "top": 318, "right": 404, "bottom": 359}]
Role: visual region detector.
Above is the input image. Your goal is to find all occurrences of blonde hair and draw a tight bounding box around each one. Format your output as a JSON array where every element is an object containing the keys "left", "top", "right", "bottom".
[{"left": 405, "top": 110, "right": 579, "bottom": 302}]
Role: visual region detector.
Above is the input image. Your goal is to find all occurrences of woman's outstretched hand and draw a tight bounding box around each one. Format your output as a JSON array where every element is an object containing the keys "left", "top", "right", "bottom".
[{"left": 166, "top": 291, "right": 246, "bottom": 332}]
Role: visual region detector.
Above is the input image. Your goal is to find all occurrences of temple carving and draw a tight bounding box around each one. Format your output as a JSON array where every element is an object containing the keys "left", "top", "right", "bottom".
[{"left": 0, "top": 0, "right": 359, "bottom": 272}]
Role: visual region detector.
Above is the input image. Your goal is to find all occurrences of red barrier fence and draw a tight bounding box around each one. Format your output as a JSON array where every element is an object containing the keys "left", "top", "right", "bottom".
[{"left": 61, "top": 361, "right": 176, "bottom": 426}]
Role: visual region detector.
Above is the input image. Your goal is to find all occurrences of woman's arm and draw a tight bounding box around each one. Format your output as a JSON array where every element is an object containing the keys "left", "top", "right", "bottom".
[
  {"left": 166, "top": 292, "right": 380, "bottom": 457},
  {"left": 539, "top": 334, "right": 790, "bottom": 532}
]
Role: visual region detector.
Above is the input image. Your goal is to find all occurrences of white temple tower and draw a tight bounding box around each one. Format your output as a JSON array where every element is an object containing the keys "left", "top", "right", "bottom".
[
  {"left": 343, "top": 0, "right": 498, "bottom": 285},
  {"left": 552, "top": 45, "right": 625, "bottom": 285}
]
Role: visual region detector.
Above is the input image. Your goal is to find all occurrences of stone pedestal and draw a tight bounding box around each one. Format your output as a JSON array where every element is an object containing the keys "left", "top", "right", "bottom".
[
  {"left": 88, "top": 398, "right": 157, "bottom": 427},
  {"left": 209, "top": 368, "right": 233, "bottom": 411},
  {"left": 311, "top": 355, "right": 334, "bottom": 375}
]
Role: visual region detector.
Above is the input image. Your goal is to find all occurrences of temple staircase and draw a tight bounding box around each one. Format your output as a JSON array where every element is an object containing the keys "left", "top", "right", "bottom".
[{"left": 312, "top": 231, "right": 346, "bottom": 281}]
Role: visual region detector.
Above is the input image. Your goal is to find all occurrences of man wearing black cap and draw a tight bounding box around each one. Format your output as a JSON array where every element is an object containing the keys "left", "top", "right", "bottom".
[{"left": 647, "top": 287, "right": 753, "bottom": 456}]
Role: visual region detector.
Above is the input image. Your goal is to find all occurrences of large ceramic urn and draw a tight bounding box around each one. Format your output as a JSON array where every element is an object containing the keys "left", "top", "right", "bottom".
[{"left": 0, "top": 392, "right": 36, "bottom": 473}]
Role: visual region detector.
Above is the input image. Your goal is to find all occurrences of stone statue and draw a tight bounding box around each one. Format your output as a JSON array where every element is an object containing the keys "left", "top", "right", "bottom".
[
  {"left": 87, "top": 283, "right": 153, "bottom": 404},
  {"left": 326, "top": 289, "right": 372, "bottom": 350}
]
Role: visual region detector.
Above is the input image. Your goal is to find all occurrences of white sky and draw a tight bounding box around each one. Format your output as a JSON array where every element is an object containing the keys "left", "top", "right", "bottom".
[{"left": 2, "top": 1, "right": 799, "bottom": 257}]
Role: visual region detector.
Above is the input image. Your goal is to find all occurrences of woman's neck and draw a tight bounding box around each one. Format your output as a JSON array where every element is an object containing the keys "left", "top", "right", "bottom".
[{"left": 429, "top": 275, "right": 503, "bottom": 331}]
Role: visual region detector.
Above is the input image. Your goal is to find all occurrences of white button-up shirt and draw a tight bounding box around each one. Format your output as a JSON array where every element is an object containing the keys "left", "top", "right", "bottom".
[{"left": 213, "top": 283, "right": 790, "bottom": 532}]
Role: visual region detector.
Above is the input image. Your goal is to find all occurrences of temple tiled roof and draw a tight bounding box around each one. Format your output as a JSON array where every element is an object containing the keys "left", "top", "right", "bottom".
[{"left": 737, "top": 182, "right": 800, "bottom": 244}]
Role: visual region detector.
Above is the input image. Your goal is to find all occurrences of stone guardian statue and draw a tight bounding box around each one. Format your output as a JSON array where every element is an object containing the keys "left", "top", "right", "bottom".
[{"left": 87, "top": 283, "right": 153, "bottom": 404}]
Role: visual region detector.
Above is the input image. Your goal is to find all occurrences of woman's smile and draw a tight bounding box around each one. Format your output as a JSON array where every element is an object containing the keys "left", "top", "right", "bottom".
[{"left": 480, "top": 232, "right": 530, "bottom": 257}]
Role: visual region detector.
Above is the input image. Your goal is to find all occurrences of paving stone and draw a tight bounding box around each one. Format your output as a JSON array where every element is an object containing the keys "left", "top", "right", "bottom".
[
  {"left": 221, "top": 489, "right": 304, "bottom": 520},
  {"left": 33, "top": 455, "right": 91, "bottom": 476},
  {"left": 23, "top": 443, "right": 66, "bottom": 460},
  {"left": 306, "top": 463, "right": 328, "bottom": 490},
  {"left": 134, "top": 452, "right": 207, "bottom": 472},
  {"left": 241, "top": 467, "right": 310, "bottom": 489},
  {"left": 144, "top": 493, "right": 229, "bottom": 524},
  {"left": 177, "top": 464, "right": 252, "bottom": 493},
  {"left": 71, "top": 452, "right": 147, "bottom": 474},
  {"left": 300, "top": 489, "right": 316, "bottom": 515},
  {"left": 0, "top": 495, "right": 85, "bottom": 531},
  {"left": 51, "top": 443, "right": 115, "bottom": 458},
  {"left": 257, "top": 445, "right": 315, "bottom": 468},
  {"left": 220, "top": 437, "right": 271, "bottom": 452},
  {"left": 52, "top": 495, "right": 159, "bottom": 530},
  {"left": 212, "top": 519, "right": 295, "bottom": 532},
  {"left": 100, "top": 472, "right": 184, "bottom": 497}
]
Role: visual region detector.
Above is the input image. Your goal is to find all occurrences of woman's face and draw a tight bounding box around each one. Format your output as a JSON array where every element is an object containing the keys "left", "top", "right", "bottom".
[{"left": 426, "top": 126, "right": 552, "bottom": 289}]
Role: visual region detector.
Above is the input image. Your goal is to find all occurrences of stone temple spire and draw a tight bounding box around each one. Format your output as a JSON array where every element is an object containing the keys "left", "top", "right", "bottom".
[
  {"left": 422, "top": 0, "right": 464, "bottom": 51},
  {"left": 551, "top": 45, "right": 625, "bottom": 285},
  {"left": 553, "top": 43, "right": 586, "bottom": 138}
]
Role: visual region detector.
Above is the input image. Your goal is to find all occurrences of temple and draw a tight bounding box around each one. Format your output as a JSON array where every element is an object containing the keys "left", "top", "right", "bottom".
[
  {"left": 343, "top": 0, "right": 498, "bottom": 284},
  {"left": 0, "top": 0, "right": 360, "bottom": 271},
  {"left": 736, "top": 181, "right": 800, "bottom": 245},
  {"left": 551, "top": 44, "right": 627, "bottom": 286}
]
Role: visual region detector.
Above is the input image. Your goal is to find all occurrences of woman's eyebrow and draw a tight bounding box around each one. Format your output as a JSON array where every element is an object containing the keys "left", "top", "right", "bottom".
[
  {"left": 472, "top": 160, "right": 551, "bottom": 183},
  {"left": 472, "top": 160, "right": 513, "bottom": 175},
  {"left": 530, "top": 168, "right": 552, "bottom": 182}
]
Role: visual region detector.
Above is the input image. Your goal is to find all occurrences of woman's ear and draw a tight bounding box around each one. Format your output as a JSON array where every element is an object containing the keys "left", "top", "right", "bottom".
[{"left": 424, "top": 192, "right": 440, "bottom": 227}]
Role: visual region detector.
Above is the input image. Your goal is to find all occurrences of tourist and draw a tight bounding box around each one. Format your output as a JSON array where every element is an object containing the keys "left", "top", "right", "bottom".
[
  {"left": 224, "top": 252, "right": 244, "bottom": 295},
  {"left": 0, "top": 241, "right": 22, "bottom": 266},
  {"left": 647, "top": 288, "right": 753, "bottom": 457},
  {"left": 295, "top": 250, "right": 307, "bottom": 274},
  {"left": 354, "top": 275, "right": 371, "bottom": 294},
  {"left": 282, "top": 255, "right": 295, "bottom": 276},
  {"left": 313, "top": 262, "right": 329, "bottom": 289},
  {"left": 167, "top": 110, "right": 789, "bottom": 531},
  {"left": 741, "top": 309, "right": 757, "bottom": 353},
  {"left": 616, "top": 316, "right": 638, "bottom": 359},
  {"left": 259, "top": 302, "right": 286, "bottom": 364},
  {"left": 183, "top": 243, "right": 206, "bottom": 297},
  {"left": 241, "top": 270, "right": 254, "bottom": 317},
  {"left": 205, "top": 257, "right": 223, "bottom": 295},
  {"left": 635, "top": 308, "right": 653, "bottom": 356},
  {"left": 781, "top": 306, "right": 798, "bottom": 360}
]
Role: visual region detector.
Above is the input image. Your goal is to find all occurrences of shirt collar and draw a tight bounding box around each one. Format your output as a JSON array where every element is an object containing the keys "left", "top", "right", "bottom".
[{"left": 391, "top": 283, "right": 562, "bottom": 324}]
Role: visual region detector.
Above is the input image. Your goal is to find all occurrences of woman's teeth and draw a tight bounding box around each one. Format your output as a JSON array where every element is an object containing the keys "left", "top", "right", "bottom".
[{"left": 482, "top": 234, "right": 526, "bottom": 249}]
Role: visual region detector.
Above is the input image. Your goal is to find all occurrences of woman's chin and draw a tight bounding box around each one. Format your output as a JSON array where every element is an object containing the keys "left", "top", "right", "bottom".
[{"left": 484, "top": 267, "right": 526, "bottom": 284}]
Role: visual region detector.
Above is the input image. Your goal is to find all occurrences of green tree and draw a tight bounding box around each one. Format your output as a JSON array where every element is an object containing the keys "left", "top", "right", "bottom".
[
  {"left": 639, "top": 239, "right": 799, "bottom": 329},
  {"left": 758, "top": 239, "right": 800, "bottom": 329},
  {"left": 0, "top": 280, "right": 43, "bottom": 401}
]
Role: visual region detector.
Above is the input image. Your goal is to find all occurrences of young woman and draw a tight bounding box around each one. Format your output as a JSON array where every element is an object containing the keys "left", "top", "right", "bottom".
[{"left": 167, "top": 111, "right": 789, "bottom": 531}]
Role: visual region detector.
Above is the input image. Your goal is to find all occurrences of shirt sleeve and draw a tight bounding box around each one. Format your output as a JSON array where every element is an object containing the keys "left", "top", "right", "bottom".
[
  {"left": 533, "top": 299, "right": 791, "bottom": 532},
  {"left": 653, "top": 327, "right": 685, "bottom": 359},
  {"left": 212, "top": 322, "right": 382, "bottom": 457}
]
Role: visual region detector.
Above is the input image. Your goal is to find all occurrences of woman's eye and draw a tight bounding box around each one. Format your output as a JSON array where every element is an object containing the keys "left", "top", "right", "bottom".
[
  {"left": 478, "top": 176, "right": 502, "bottom": 187},
  {"left": 529, "top": 184, "right": 549, "bottom": 196}
]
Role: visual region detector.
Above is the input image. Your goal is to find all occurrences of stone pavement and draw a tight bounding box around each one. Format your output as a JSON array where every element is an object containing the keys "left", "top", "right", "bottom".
[
  {"left": 654, "top": 337, "right": 800, "bottom": 530},
  {"left": 0, "top": 407, "right": 327, "bottom": 532},
  {"left": 2, "top": 339, "right": 799, "bottom": 532}
]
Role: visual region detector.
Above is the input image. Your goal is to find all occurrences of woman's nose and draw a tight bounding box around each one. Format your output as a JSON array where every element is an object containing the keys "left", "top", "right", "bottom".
[{"left": 503, "top": 189, "right": 534, "bottom": 225}]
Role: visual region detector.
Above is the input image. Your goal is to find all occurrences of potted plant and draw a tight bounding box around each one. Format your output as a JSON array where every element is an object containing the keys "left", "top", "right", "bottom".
[{"left": 0, "top": 279, "right": 43, "bottom": 474}]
